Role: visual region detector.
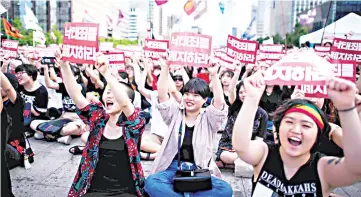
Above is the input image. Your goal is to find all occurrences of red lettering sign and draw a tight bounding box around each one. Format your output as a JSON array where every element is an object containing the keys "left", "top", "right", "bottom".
[
  {"left": 1, "top": 39, "right": 19, "bottom": 58},
  {"left": 61, "top": 22, "right": 99, "bottom": 64},
  {"left": 104, "top": 52, "right": 126, "bottom": 72},
  {"left": 300, "top": 60, "right": 356, "bottom": 98},
  {"left": 314, "top": 45, "right": 330, "bottom": 57},
  {"left": 226, "top": 35, "right": 258, "bottom": 64},
  {"left": 331, "top": 38, "right": 361, "bottom": 63},
  {"left": 264, "top": 52, "right": 333, "bottom": 86},
  {"left": 258, "top": 44, "right": 285, "bottom": 61},
  {"left": 168, "top": 32, "right": 212, "bottom": 67},
  {"left": 144, "top": 39, "right": 169, "bottom": 60}
]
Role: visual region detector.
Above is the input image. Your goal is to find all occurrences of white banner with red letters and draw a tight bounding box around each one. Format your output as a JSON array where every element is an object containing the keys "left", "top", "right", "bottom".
[
  {"left": 299, "top": 60, "right": 356, "bottom": 98},
  {"left": 258, "top": 44, "right": 285, "bottom": 61},
  {"left": 168, "top": 32, "right": 212, "bottom": 67},
  {"left": 62, "top": 22, "right": 99, "bottom": 64},
  {"left": 144, "top": 39, "right": 169, "bottom": 60},
  {"left": 104, "top": 52, "right": 126, "bottom": 72},
  {"left": 314, "top": 45, "right": 330, "bottom": 57},
  {"left": 1, "top": 39, "right": 19, "bottom": 58},
  {"left": 226, "top": 35, "right": 258, "bottom": 64},
  {"left": 330, "top": 38, "right": 361, "bottom": 63},
  {"left": 264, "top": 52, "right": 333, "bottom": 86}
]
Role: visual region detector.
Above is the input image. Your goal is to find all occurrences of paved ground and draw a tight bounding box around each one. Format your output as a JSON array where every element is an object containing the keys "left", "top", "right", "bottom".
[{"left": 10, "top": 127, "right": 361, "bottom": 197}]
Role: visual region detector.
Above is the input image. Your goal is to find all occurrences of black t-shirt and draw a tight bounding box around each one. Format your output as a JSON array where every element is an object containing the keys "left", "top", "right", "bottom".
[
  {"left": 87, "top": 136, "right": 136, "bottom": 196},
  {"left": 56, "top": 83, "right": 86, "bottom": 112},
  {"left": 176, "top": 125, "right": 195, "bottom": 163},
  {"left": 1, "top": 108, "right": 15, "bottom": 197},
  {"left": 19, "top": 84, "right": 48, "bottom": 120},
  {"left": 3, "top": 92, "right": 25, "bottom": 141},
  {"left": 252, "top": 144, "right": 324, "bottom": 197}
]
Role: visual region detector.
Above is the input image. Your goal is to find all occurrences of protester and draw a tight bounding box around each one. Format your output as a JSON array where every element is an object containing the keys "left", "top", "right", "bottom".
[
  {"left": 54, "top": 50, "right": 149, "bottom": 197},
  {"left": 15, "top": 63, "right": 49, "bottom": 137},
  {"left": 233, "top": 71, "right": 361, "bottom": 196},
  {"left": 144, "top": 57, "right": 233, "bottom": 197}
]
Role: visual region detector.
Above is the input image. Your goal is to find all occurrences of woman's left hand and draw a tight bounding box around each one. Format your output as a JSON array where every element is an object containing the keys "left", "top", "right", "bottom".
[
  {"left": 326, "top": 77, "right": 358, "bottom": 110},
  {"left": 208, "top": 58, "right": 220, "bottom": 76}
]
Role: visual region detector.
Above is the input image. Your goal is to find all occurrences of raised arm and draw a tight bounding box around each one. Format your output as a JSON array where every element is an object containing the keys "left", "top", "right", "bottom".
[
  {"left": 85, "top": 64, "right": 105, "bottom": 89},
  {"left": 319, "top": 77, "right": 361, "bottom": 190},
  {"left": 232, "top": 71, "right": 268, "bottom": 166},
  {"left": 137, "top": 59, "right": 153, "bottom": 100},
  {"left": 0, "top": 71, "right": 17, "bottom": 103},
  {"left": 157, "top": 57, "right": 170, "bottom": 103},
  {"left": 229, "top": 61, "right": 244, "bottom": 105},
  {"left": 207, "top": 60, "right": 225, "bottom": 109},
  {"left": 96, "top": 53, "right": 135, "bottom": 117},
  {"left": 168, "top": 73, "right": 183, "bottom": 103},
  {"left": 55, "top": 49, "right": 89, "bottom": 109},
  {"left": 43, "top": 64, "right": 60, "bottom": 90}
]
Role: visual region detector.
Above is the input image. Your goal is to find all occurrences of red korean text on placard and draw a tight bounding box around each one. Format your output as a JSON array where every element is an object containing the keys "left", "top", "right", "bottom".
[
  {"left": 104, "top": 52, "right": 126, "bottom": 72},
  {"left": 226, "top": 35, "right": 258, "bottom": 64},
  {"left": 168, "top": 32, "right": 212, "bottom": 67},
  {"left": 258, "top": 44, "right": 285, "bottom": 61},
  {"left": 330, "top": 38, "right": 361, "bottom": 63},
  {"left": 1, "top": 39, "right": 19, "bottom": 58},
  {"left": 144, "top": 39, "right": 169, "bottom": 60},
  {"left": 300, "top": 61, "right": 356, "bottom": 98},
  {"left": 62, "top": 22, "right": 99, "bottom": 64}
]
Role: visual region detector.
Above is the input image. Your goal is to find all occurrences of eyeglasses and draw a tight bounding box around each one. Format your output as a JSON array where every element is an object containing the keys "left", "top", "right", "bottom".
[{"left": 173, "top": 77, "right": 183, "bottom": 81}]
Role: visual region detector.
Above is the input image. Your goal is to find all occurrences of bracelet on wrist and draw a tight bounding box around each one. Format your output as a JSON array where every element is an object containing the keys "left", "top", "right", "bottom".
[{"left": 337, "top": 106, "right": 356, "bottom": 112}]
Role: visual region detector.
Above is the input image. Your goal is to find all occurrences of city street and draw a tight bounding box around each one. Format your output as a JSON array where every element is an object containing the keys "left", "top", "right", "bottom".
[{"left": 10, "top": 126, "right": 361, "bottom": 197}]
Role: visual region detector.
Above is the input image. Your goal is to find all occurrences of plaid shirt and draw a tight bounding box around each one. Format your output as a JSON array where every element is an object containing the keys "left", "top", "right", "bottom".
[{"left": 68, "top": 102, "right": 146, "bottom": 197}]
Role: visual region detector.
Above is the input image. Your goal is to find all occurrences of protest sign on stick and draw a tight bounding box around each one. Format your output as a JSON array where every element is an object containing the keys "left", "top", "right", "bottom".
[
  {"left": 144, "top": 39, "right": 169, "bottom": 60},
  {"left": 314, "top": 45, "right": 330, "bottom": 57},
  {"left": 168, "top": 32, "right": 212, "bottom": 67},
  {"left": 330, "top": 38, "right": 361, "bottom": 63},
  {"left": 264, "top": 52, "right": 333, "bottom": 86},
  {"left": 104, "top": 52, "right": 126, "bottom": 72},
  {"left": 62, "top": 22, "right": 99, "bottom": 64},
  {"left": 258, "top": 44, "right": 285, "bottom": 61},
  {"left": 1, "top": 39, "right": 19, "bottom": 58},
  {"left": 226, "top": 35, "right": 258, "bottom": 64}
]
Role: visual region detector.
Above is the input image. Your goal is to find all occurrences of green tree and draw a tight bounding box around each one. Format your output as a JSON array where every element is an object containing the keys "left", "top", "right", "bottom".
[
  {"left": 256, "top": 36, "right": 270, "bottom": 44},
  {"left": 273, "top": 33, "right": 284, "bottom": 44},
  {"left": 45, "top": 25, "right": 63, "bottom": 45},
  {"left": 285, "top": 23, "right": 308, "bottom": 47}
]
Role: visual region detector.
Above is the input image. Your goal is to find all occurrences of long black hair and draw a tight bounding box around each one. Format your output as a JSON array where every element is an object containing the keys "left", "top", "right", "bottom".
[{"left": 228, "top": 81, "right": 244, "bottom": 117}]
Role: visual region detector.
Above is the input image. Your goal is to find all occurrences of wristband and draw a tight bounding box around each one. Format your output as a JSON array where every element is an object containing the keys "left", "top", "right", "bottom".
[{"left": 337, "top": 106, "right": 356, "bottom": 112}]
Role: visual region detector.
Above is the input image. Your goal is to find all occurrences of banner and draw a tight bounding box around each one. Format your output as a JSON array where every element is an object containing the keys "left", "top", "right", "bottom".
[
  {"left": 144, "top": 39, "right": 169, "bottom": 60},
  {"left": 104, "top": 52, "right": 126, "bottom": 72},
  {"left": 264, "top": 52, "right": 333, "bottom": 86},
  {"left": 214, "top": 49, "right": 233, "bottom": 70},
  {"left": 314, "top": 45, "right": 330, "bottom": 57},
  {"left": 226, "top": 35, "right": 258, "bottom": 64},
  {"left": 300, "top": 61, "right": 356, "bottom": 98},
  {"left": 330, "top": 38, "right": 361, "bottom": 63},
  {"left": 258, "top": 44, "right": 285, "bottom": 61},
  {"left": 36, "top": 47, "right": 56, "bottom": 57},
  {"left": 62, "top": 22, "right": 99, "bottom": 64},
  {"left": 168, "top": 32, "right": 212, "bottom": 67},
  {"left": 1, "top": 39, "right": 19, "bottom": 58}
]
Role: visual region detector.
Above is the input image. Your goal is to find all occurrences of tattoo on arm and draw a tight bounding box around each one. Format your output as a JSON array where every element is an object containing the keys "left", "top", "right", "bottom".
[{"left": 327, "top": 158, "right": 342, "bottom": 165}]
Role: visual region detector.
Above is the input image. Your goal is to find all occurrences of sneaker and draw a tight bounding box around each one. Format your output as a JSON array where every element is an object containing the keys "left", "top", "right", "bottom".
[
  {"left": 34, "top": 133, "right": 44, "bottom": 140},
  {"left": 57, "top": 136, "right": 72, "bottom": 145},
  {"left": 234, "top": 158, "right": 253, "bottom": 178}
]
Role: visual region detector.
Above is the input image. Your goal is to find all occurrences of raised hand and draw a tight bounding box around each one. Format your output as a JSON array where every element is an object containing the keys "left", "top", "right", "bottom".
[
  {"left": 208, "top": 58, "right": 220, "bottom": 76},
  {"left": 94, "top": 52, "right": 109, "bottom": 75},
  {"left": 243, "top": 70, "right": 266, "bottom": 100},
  {"left": 326, "top": 77, "right": 357, "bottom": 110},
  {"left": 234, "top": 60, "right": 245, "bottom": 72},
  {"left": 291, "top": 88, "right": 305, "bottom": 100}
]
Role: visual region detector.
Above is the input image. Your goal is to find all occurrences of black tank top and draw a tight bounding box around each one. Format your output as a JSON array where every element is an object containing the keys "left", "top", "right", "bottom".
[{"left": 252, "top": 144, "right": 324, "bottom": 197}]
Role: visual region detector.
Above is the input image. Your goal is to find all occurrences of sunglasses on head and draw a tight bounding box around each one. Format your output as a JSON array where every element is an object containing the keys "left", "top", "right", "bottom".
[{"left": 173, "top": 76, "right": 183, "bottom": 81}]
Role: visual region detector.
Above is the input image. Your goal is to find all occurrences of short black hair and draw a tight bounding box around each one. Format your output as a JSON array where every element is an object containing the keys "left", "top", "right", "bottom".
[
  {"left": 183, "top": 78, "right": 210, "bottom": 99},
  {"left": 15, "top": 64, "right": 38, "bottom": 81},
  {"left": 220, "top": 70, "right": 234, "bottom": 79},
  {"left": 118, "top": 71, "right": 129, "bottom": 80},
  {"left": 119, "top": 81, "right": 135, "bottom": 103},
  {"left": 305, "top": 41, "right": 311, "bottom": 48},
  {"left": 70, "top": 65, "right": 82, "bottom": 84}
]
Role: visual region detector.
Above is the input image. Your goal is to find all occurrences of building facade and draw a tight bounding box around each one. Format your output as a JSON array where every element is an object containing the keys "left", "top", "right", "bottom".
[{"left": 2, "top": 0, "right": 71, "bottom": 32}]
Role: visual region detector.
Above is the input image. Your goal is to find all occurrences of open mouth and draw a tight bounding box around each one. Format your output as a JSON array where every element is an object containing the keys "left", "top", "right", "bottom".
[
  {"left": 185, "top": 102, "right": 194, "bottom": 107},
  {"left": 105, "top": 101, "right": 114, "bottom": 110},
  {"left": 288, "top": 137, "right": 302, "bottom": 146}
]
